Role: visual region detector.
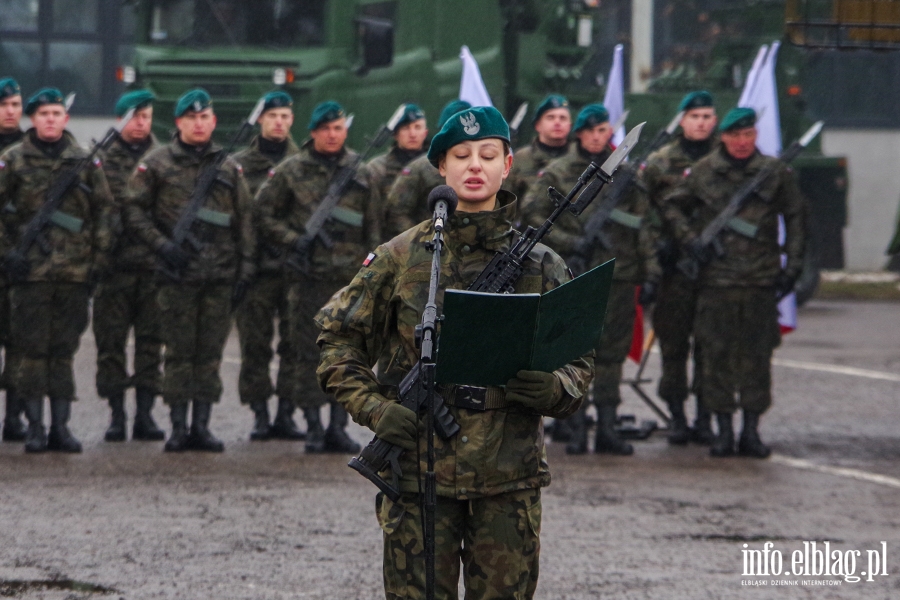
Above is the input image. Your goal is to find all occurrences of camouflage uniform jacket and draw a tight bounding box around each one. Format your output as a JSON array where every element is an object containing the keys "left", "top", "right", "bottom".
[
  {"left": 123, "top": 137, "right": 256, "bottom": 283},
  {"left": 232, "top": 134, "right": 300, "bottom": 274},
  {"left": 505, "top": 139, "right": 571, "bottom": 203},
  {"left": 664, "top": 145, "right": 807, "bottom": 287},
  {"left": 0, "top": 130, "right": 112, "bottom": 282},
  {"left": 384, "top": 153, "right": 443, "bottom": 238},
  {"left": 255, "top": 139, "right": 382, "bottom": 284},
  {"left": 520, "top": 145, "right": 660, "bottom": 284},
  {"left": 316, "top": 191, "right": 594, "bottom": 499},
  {"left": 366, "top": 144, "right": 424, "bottom": 209},
  {"left": 0, "top": 130, "right": 24, "bottom": 155},
  {"left": 100, "top": 134, "right": 160, "bottom": 272}
]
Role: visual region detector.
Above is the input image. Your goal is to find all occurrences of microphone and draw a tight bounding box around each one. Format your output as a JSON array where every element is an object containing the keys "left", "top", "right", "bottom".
[{"left": 427, "top": 185, "right": 458, "bottom": 232}]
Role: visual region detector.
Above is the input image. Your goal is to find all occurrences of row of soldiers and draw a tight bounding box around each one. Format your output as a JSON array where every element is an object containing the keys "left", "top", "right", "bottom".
[{"left": 0, "top": 76, "right": 805, "bottom": 459}]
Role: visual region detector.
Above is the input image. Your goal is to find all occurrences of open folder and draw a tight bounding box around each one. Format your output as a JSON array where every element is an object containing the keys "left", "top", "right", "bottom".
[{"left": 435, "top": 259, "right": 614, "bottom": 386}]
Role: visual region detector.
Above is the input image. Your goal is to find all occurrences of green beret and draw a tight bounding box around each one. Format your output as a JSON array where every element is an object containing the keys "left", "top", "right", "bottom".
[
  {"left": 115, "top": 89, "right": 155, "bottom": 117},
  {"left": 395, "top": 103, "right": 425, "bottom": 129},
  {"left": 262, "top": 90, "right": 293, "bottom": 113},
  {"left": 437, "top": 100, "right": 472, "bottom": 130},
  {"left": 533, "top": 94, "right": 569, "bottom": 124},
  {"left": 573, "top": 104, "right": 609, "bottom": 132},
  {"left": 427, "top": 105, "right": 510, "bottom": 167},
  {"left": 719, "top": 107, "right": 757, "bottom": 132},
  {"left": 174, "top": 88, "right": 212, "bottom": 117},
  {"left": 24, "top": 88, "right": 65, "bottom": 116},
  {"left": 308, "top": 101, "right": 345, "bottom": 130},
  {"left": 678, "top": 90, "right": 715, "bottom": 113},
  {"left": 0, "top": 78, "right": 21, "bottom": 102}
]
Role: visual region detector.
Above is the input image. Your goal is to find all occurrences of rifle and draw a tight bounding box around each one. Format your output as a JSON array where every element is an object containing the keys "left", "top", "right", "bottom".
[
  {"left": 282, "top": 103, "right": 407, "bottom": 274},
  {"left": 160, "top": 97, "right": 266, "bottom": 280},
  {"left": 348, "top": 123, "right": 646, "bottom": 502},
  {"left": 3, "top": 105, "right": 137, "bottom": 282},
  {"left": 565, "top": 110, "right": 683, "bottom": 274},
  {"left": 676, "top": 120, "right": 824, "bottom": 281}
]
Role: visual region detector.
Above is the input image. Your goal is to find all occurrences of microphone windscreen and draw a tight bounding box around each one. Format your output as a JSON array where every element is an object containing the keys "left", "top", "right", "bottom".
[{"left": 427, "top": 185, "right": 459, "bottom": 215}]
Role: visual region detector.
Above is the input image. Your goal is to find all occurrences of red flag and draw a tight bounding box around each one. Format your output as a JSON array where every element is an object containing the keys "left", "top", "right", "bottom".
[{"left": 628, "top": 286, "right": 644, "bottom": 363}]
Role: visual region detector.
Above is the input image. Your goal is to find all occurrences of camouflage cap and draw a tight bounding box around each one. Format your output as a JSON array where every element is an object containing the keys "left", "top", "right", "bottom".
[
  {"left": 437, "top": 100, "right": 472, "bottom": 130},
  {"left": 679, "top": 90, "right": 715, "bottom": 112},
  {"left": 262, "top": 90, "right": 293, "bottom": 113},
  {"left": 24, "top": 88, "right": 65, "bottom": 116},
  {"left": 115, "top": 89, "right": 155, "bottom": 117},
  {"left": 395, "top": 103, "right": 426, "bottom": 129},
  {"left": 174, "top": 88, "right": 212, "bottom": 117},
  {"left": 719, "top": 107, "right": 756, "bottom": 132},
  {"left": 427, "top": 105, "right": 510, "bottom": 167},
  {"left": 308, "top": 101, "right": 345, "bottom": 130},
  {"left": 0, "top": 78, "right": 21, "bottom": 102},
  {"left": 573, "top": 104, "right": 609, "bottom": 132},
  {"left": 533, "top": 94, "right": 569, "bottom": 124}
]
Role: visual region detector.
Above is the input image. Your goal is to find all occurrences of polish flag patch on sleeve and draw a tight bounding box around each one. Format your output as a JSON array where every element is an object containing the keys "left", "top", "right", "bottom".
[
  {"left": 93, "top": 157, "right": 102, "bottom": 168},
  {"left": 682, "top": 167, "right": 691, "bottom": 177},
  {"left": 268, "top": 169, "right": 276, "bottom": 178},
  {"left": 137, "top": 163, "right": 148, "bottom": 172},
  {"left": 400, "top": 168, "right": 411, "bottom": 175},
  {"left": 363, "top": 252, "right": 377, "bottom": 267},
  {"left": 0, "top": 160, "right": 6, "bottom": 169}
]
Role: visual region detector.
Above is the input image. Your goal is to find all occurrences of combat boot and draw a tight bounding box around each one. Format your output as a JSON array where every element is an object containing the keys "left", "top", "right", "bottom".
[
  {"left": 710, "top": 412, "right": 735, "bottom": 457},
  {"left": 188, "top": 401, "right": 224, "bottom": 452},
  {"left": 104, "top": 392, "right": 127, "bottom": 442},
  {"left": 594, "top": 404, "right": 633, "bottom": 455},
  {"left": 564, "top": 409, "right": 588, "bottom": 455},
  {"left": 738, "top": 410, "right": 771, "bottom": 459},
  {"left": 47, "top": 398, "right": 82, "bottom": 453},
  {"left": 323, "top": 401, "right": 361, "bottom": 453},
  {"left": 23, "top": 397, "right": 47, "bottom": 453},
  {"left": 249, "top": 400, "right": 271, "bottom": 441},
  {"left": 690, "top": 396, "right": 715, "bottom": 445},
  {"left": 666, "top": 399, "right": 690, "bottom": 445},
  {"left": 304, "top": 407, "right": 325, "bottom": 453},
  {"left": 270, "top": 397, "right": 305, "bottom": 440},
  {"left": 2, "top": 390, "right": 26, "bottom": 442},
  {"left": 163, "top": 403, "right": 190, "bottom": 452},
  {"left": 133, "top": 387, "right": 165, "bottom": 441}
]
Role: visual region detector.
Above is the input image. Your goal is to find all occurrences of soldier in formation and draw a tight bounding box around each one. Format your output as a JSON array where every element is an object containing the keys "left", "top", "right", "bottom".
[
  {"left": 93, "top": 89, "right": 166, "bottom": 443},
  {"left": 0, "top": 88, "right": 112, "bottom": 453},
  {"left": 232, "top": 90, "right": 304, "bottom": 441},
  {"left": 504, "top": 93, "right": 572, "bottom": 202}
]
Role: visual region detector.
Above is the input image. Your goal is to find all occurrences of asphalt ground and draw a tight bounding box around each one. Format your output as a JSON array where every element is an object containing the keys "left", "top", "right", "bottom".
[{"left": 0, "top": 298, "right": 897, "bottom": 599}]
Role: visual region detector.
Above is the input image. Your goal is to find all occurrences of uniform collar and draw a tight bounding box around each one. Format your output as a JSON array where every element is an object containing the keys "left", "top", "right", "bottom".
[
  {"left": 711, "top": 143, "right": 764, "bottom": 173},
  {"left": 445, "top": 189, "right": 517, "bottom": 254},
  {"left": 21, "top": 128, "right": 80, "bottom": 159},
  {"left": 171, "top": 133, "right": 221, "bottom": 161},
  {"left": 534, "top": 138, "right": 569, "bottom": 159}
]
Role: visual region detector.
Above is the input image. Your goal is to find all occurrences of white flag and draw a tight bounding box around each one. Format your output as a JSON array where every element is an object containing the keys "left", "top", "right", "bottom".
[
  {"left": 459, "top": 46, "right": 492, "bottom": 107},
  {"left": 603, "top": 44, "right": 626, "bottom": 146}
]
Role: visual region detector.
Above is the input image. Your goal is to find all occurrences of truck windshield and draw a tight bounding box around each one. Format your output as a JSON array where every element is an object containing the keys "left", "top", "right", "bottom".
[{"left": 148, "top": 0, "right": 327, "bottom": 47}]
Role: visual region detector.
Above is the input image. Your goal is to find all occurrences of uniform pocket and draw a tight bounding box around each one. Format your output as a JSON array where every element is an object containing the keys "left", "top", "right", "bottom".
[{"left": 375, "top": 492, "right": 407, "bottom": 535}]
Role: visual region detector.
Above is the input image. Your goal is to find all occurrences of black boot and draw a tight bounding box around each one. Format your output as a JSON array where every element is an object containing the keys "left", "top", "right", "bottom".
[
  {"left": 323, "top": 401, "right": 361, "bottom": 453},
  {"left": 594, "top": 404, "right": 633, "bottom": 455},
  {"left": 666, "top": 399, "right": 690, "bottom": 445},
  {"left": 188, "top": 401, "right": 224, "bottom": 452},
  {"left": 270, "top": 397, "right": 305, "bottom": 440},
  {"left": 2, "top": 390, "right": 26, "bottom": 442},
  {"left": 47, "top": 398, "right": 82, "bottom": 453},
  {"left": 133, "top": 387, "right": 165, "bottom": 441},
  {"left": 104, "top": 392, "right": 127, "bottom": 442},
  {"left": 304, "top": 407, "right": 325, "bottom": 453},
  {"left": 23, "top": 397, "right": 47, "bottom": 453},
  {"left": 164, "top": 403, "right": 190, "bottom": 452},
  {"left": 564, "top": 409, "right": 588, "bottom": 455},
  {"left": 690, "top": 396, "right": 715, "bottom": 445},
  {"left": 249, "top": 400, "right": 271, "bottom": 441},
  {"left": 738, "top": 410, "right": 771, "bottom": 458},
  {"left": 710, "top": 412, "right": 735, "bottom": 457}
]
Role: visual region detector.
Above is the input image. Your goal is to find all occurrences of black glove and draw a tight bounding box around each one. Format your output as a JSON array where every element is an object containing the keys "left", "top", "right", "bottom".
[
  {"left": 231, "top": 278, "right": 250, "bottom": 310},
  {"left": 686, "top": 237, "right": 712, "bottom": 266},
  {"left": 638, "top": 280, "right": 658, "bottom": 306},
  {"left": 775, "top": 272, "right": 797, "bottom": 301},
  {"left": 373, "top": 402, "right": 418, "bottom": 451},
  {"left": 3, "top": 250, "right": 30, "bottom": 282},
  {"left": 158, "top": 240, "right": 190, "bottom": 271},
  {"left": 505, "top": 370, "right": 562, "bottom": 413}
]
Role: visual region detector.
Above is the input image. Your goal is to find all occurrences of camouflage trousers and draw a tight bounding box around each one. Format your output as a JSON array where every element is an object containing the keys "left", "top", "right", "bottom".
[
  {"left": 694, "top": 286, "right": 781, "bottom": 414},
  {"left": 651, "top": 271, "right": 702, "bottom": 404},
  {"left": 593, "top": 281, "right": 638, "bottom": 407},
  {"left": 286, "top": 276, "right": 341, "bottom": 410},
  {"left": 157, "top": 282, "right": 232, "bottom": 406},
  {"left": 376, "top": 488, "right": 542, "bottom": 600},
  {"left": 92, "top": 271, "right": 162, "bottom": 398},
  {"left": 235, "top": 273, "right": 295, "bottom": 406},
  {"left": 9, "top": 282, "right": 89, "bottom": 399},
  {"left": 0, "top": 281, "right": 17, "bottom": 391}
]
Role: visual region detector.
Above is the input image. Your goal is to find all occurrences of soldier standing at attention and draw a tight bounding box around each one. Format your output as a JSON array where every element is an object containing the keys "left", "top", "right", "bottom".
[
  {"left": 0, "top": 88, "right": 112, "bottom": 453},
  {"left": 255, "top": 101, "right": 378, "bottom": 454},
  {"left": 383, "top": 99, "right": 471, "bottom": 236},
  {"left": 124, "top": 88, "right": 255, "bottom": 452},
  {"left": 521, "top": 104, "right": 660, "bottom": 456},
  {"left": 316, "top": 106, "right": 593, "bottom": 599},
  {"left": 93, "top": 89, "right": 166, "bottom": 443},
  {"left": 504, "top": 94, "right": 572, "bottom": 202},
  {"left": 0, "top": 77, "right": 26, "bottom": 441},
  {"left": 664, "top": 108, "right": 806, "bottom": 458},
  {"left": 642, "top": 91, "right": 718, "bottom": 445},
  {"left": 232, "top": 90, "right": 303, "bottom": 441}
]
